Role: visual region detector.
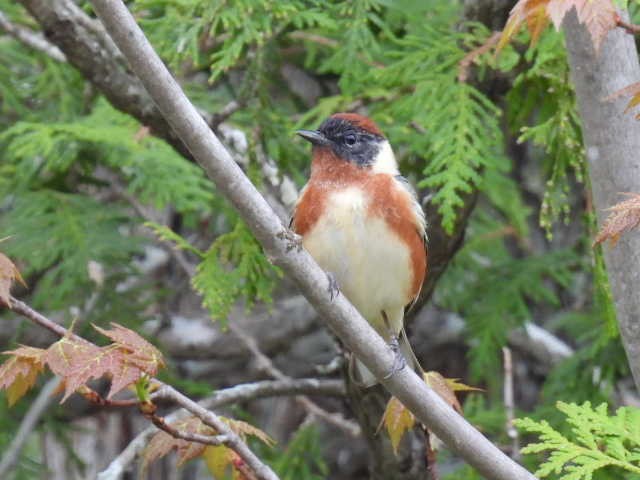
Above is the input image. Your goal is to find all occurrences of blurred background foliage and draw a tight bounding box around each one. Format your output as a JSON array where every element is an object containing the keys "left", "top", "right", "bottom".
[{"left": 0, "top": 0, "right": 636, "bottom": 478}]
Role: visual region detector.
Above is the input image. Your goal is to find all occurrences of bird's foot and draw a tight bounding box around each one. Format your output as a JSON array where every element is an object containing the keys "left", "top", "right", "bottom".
[
  {"left": 383, "top": 334, "right": 406, "bottom": 380},
  {"left": 326, "top": 272, "right": 340, "bottom": 301},
  {"left": 277, "top": 229, "right": 303, "bottom": 253}
]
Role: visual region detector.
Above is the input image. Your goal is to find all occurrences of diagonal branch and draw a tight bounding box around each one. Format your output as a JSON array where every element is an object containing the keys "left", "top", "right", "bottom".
[
  {"left": 98, "top": 377, "right": 344, "bottom": 480},
  {"left": 0, "top": 10, "right": 66, "bottom": 61},
  {"left": 86, "top": 2, "right": 536, "bottom": 479},
  {"left": 230, "top": 323, "right": 360, "bottom": 437},
  {"left": 0, "top": 377, "right": 61, "bottom": 477},
  {"left": 5, "top": 296, "right": 280, "bottom": 480}
]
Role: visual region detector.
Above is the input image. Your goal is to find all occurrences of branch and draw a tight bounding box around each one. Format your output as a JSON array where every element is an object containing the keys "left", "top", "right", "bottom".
[
  {"left": 5, "top": 297, "right": 280, "bottom": 480},
  {"left": 230, "top": 323, "right": 360, "bottom": 437},
  {"left": 0, "top": 10, "right": 66, "bottom": 62},
  {"left": 616, "top": 15, "right": 640, "bottom": 36},
  {"left": 502, "top": 347, "right": 519, "bottom": 461},
  {"left": 86, "top": 2, "right": 536, "bottom": 479},
  {"left": 143, "top": 405, "right": 230, "bottom": 447},
  {"left": 17, "top": 0, "right": 192, "bottom": 158},
  {"left": 98, "top": 378, "right": 344, "bottom": 480},
  {"left": 458, "top": 31, "right": 501, "bottom": 82},
  {"left": 0, "top": 377, "right": 61, "bottom": 477}
]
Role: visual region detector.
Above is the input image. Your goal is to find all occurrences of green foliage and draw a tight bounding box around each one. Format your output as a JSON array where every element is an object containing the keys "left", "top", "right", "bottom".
[
  {"left": 0, "top": 101, "right": 214, "bottom": 214},
  {"left": 144, "top": 222, "right": 205, "bottom": 257},
  {"left": 191, "top": 220, "right": 282, "bottom": 324},
  {"left": 437, "top": 211, "right": 580, "bottom": 380},
  {"left": 516, "top": 402, "right": 640, "bottom": 480},
  {"left": 0, "top": 190, "right": 139, "bottom": 308},
  {"left": 271, "top": 426, "right": 328, "bottom": 480},
  {"left": 135, "top": 0, "right": 336, "bottom": 82},
  {"left": 507, "top": 31, "right": 584, "bottom": 236}
]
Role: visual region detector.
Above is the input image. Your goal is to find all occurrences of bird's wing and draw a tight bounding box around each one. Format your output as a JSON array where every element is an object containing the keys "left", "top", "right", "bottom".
[
  {"left": 393, "top": 175, "right": 427, "bottom": 308},
  {"left": 394, "top": 175, "right": 427, "bottom": 245}
]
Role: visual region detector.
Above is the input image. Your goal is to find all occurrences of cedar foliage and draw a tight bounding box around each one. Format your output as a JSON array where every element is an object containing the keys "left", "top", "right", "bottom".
[{"left": 0, "top": 0, "right": 636, "bottom": 478}]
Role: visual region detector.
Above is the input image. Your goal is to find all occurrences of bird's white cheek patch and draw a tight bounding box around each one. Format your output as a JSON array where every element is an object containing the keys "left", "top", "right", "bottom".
[{"left": 371, "top": 141, "right": 399, "bottom": 175}]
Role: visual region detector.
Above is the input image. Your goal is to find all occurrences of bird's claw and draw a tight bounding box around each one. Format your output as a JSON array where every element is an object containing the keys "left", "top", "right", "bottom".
[
  {"left": 277, "top": 229, "right": 303, "bottom": 253},
  {"left": 326, "top": 272, "right": 340, "bottom": 301},
  {"left": 383, "top": 334, "right": 406, "bottom": 380}
]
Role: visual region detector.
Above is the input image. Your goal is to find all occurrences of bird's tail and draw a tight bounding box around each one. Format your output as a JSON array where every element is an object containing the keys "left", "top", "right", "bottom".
[{"left": 348, "top": 328, "right": 423, "bottom": 388}]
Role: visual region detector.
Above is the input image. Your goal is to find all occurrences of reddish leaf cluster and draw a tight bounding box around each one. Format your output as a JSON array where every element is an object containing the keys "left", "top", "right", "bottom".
[
  {"left": 0, "top": 323, "right": 165, "bottom": 405},
  {"left": 0, "top": 253, "right": 26, "bottom": 307},
  {"left": 594, "top": 193, "right": 640, "bottom": 246},
  {"left": 498, "top": 0, "right": 617, "bottom": 53},
  {"left": 0, "top": 346, "right": 45, "bottom": 406},
  {"left": 605, "top": 82, "right": 640, "bottom": 119},
  {"left": 144, "top": 415, "right": 274, "bottom": 477},
  {"left": 145, "top": 416, "right": 214, "bottom": 467},
  {"left": 380, "top": 372, "right": 480, "bottom": 455}
]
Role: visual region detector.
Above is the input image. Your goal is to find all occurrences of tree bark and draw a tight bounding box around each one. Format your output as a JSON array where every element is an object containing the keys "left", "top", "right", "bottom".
[{"left": 564, "top": 10, "right": 640, "bottom": 392}]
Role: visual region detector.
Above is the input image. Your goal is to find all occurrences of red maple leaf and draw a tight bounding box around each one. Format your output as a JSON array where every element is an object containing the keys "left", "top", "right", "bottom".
[{"left": 0, "top": 346, "right": 46, "bottom": 405}]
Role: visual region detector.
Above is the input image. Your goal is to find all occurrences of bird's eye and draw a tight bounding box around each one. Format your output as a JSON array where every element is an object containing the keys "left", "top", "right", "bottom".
[{"left": 344, "top": 134, "right": 357, "bottom": 146}]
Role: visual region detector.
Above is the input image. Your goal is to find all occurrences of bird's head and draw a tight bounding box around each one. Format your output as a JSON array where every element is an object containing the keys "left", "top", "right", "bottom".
[{"left": 297, "top": 113, "right": 398, "bottom": 174}]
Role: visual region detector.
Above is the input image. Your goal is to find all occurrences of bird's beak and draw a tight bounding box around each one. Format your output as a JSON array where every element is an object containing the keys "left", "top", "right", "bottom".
[{"left": 296, "top": 129, "right": 330, "bottom": 146}]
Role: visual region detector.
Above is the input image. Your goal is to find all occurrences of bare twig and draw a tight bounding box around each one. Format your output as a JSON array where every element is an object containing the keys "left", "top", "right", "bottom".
[
  {"left": 0, "top": 10, "right": 66, "bottom": 62},
  {"left": 616, "top": 14, "right": 640, "bottom": 36},
  {"left": 4, "top": 297, "right": 280, "bottom": 480},
  {"left": 109, "top": 179, "right": 197, "bottom": 277},
  {"left": 209, "top": 99, "right": 242, "bottom": 129},
  {"left": 98, "top": 377, "right": 344, "bottom": 480},
  {"left": 147, "top": 384, "right": 279, "bottom": 479},
  {"left": 502, "top": 347, "right": 519, "bottom": 460},
  {"left": 143, "top": 405, "right": 230, "bottom": 446},
  {"left": 9, "top": 297, "right": 88, "bottom": 343},
  {"left": 230, "top": 323, "right": 360, "bottom": 437},
  {"left": 458, "top": 31, "right": 501, "bottom": 82},
  {"left": 86, "top": 2, "right": 537, "bottom": 478},
  {"left": 0, "top": 377, "right": 61, "bottom": 477}
]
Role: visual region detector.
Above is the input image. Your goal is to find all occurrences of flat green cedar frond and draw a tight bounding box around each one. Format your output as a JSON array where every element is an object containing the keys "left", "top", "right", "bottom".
[
  {"left": 438, "top": 230, "right": 579, "bottom": 379},
  {"left": 135, "top": 0, "right": 337, "bottom": 82},
  {"left": 507, "top": 30, "right": 584, "bottom": 236},
  {"left": 1, "top": 101, "right": 214, "bottom": 214},
  {"left": 144, "top": 222, "right": 205, "bottom": 257},
  {"left": 192, "top": 220, "right": 282, "bottom": 326},
  {"left": 0, "top": 190, "right": 140, "bottom": 308},
  {"left": 516, "top": 402, "right": 640, "bottom": 479},
  {"left": 271, "top": 426, "right": 328, "bottom": 480},
  {"left": 371, "top": 21, "right": 502, "bottom": 234}
]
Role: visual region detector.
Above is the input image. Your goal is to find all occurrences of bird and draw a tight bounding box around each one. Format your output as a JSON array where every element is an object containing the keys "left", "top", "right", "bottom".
[{"left": 291, "top": 112, "right": 427, "bottom": 387}]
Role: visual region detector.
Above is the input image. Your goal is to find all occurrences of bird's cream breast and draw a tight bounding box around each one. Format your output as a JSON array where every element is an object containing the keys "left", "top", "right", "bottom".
[{"left": 302, "top": 186, "right": 412, "bottom": 334}]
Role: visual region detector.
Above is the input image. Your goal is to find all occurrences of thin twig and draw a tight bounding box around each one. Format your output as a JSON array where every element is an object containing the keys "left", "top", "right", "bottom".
[
  {"left": 107, "top": 176, "right": 197, "bottom": 278},
  {"left": 98, "top": 378, "right": 344, "bottom": 480},
  {"left": 0, "top": 377, "right": 61, "bottom": 477},
  {"left": 143, "top": 406, "right": 230, "bottom": 447},
  {"left": 5, "top": 296, "right": 279, "bottom": 480},
  {"left": 458, "top": 31, "right": 501, "bottom": 82},
  {"left": 79, "top": 387, "right": 138, "bottom": 408},
  {"left": 616, "top": 15, "right": 640, "bottom": 35},
  {"left": 209, "top": 100, "right": 242, "bottom": 129},
  {"left": 0, "top": 10, "right": 66, "bottom": 62},
  {"left": 230, "top": 323, "right": 361, "bottom": 437},
  {"left": 502, "top": 347, "right": 519, "bottom": 460},
  {"left": 8, "top": 297, "right": 87, "bottom": 342}
]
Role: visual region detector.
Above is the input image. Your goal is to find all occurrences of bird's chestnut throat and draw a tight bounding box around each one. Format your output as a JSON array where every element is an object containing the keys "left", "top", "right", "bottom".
[{"left": 310, "top": 148, "right": 372, "bottom": 182}]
